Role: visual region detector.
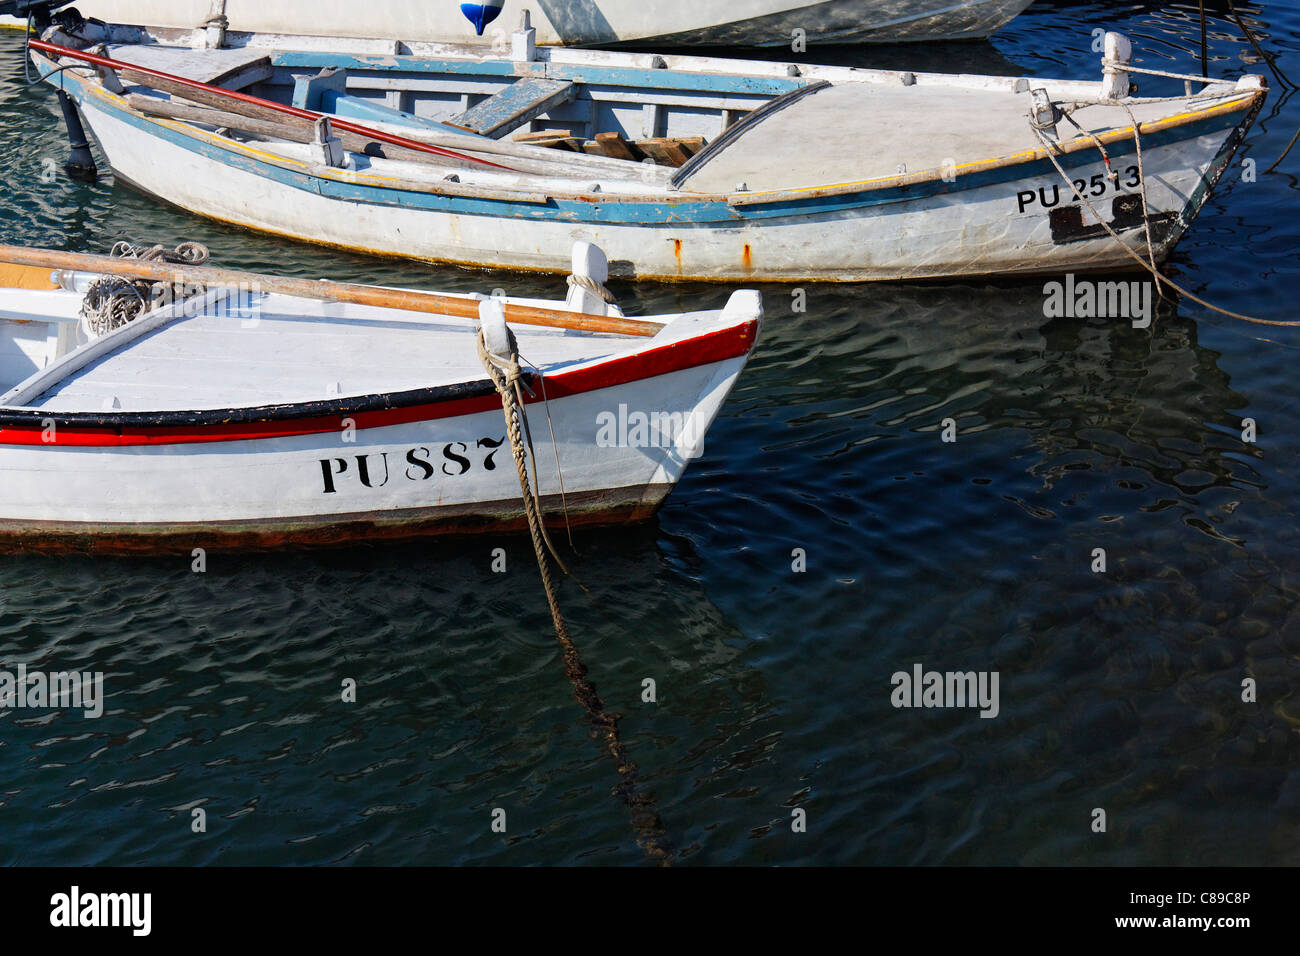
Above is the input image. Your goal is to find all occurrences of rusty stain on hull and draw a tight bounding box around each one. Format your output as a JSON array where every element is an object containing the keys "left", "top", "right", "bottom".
[{"left": 0, "top": 486, "right": 672, "bottom": 556}]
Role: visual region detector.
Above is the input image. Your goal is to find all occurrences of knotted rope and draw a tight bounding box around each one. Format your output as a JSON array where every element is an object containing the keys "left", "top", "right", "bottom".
[
  {"left": 566, "top": 272, "right": 617, "bottom": 304},
  {"left": 477, "top": 326, "right": 675, "bottom": 864}
]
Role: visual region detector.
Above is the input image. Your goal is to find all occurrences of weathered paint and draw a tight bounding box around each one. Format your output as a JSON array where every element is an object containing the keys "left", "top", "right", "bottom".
[
  {"left": 34, "top": 50, "right": 1264, "bottom": 281},
  {"left": 0, "top": 487, "right": 669, "bottom": 555},
  {"left": 270, "top": 52, "right": 810, "bottom": 97}
]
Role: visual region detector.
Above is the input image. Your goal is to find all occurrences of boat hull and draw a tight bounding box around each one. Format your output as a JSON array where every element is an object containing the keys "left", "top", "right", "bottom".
[
  {"left": 71, "top": 82, "right": 1260, "bottom": 283},
  {"left": 59, "top": 0, "right": 1033, "bottom": 46},
  {"left": 0, "top": 333, "right": 752, "bottom": 553}
]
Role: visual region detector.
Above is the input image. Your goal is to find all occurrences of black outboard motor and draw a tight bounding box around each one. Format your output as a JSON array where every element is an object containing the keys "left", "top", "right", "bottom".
[
  {"left": 4, "top": 2, "right": 99, "bottom": 180},
  {"left": 54, "top": 89, "right": 96, "bottom": 180}
]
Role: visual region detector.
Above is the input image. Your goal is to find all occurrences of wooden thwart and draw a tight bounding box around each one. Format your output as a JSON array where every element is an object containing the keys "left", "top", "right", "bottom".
[
  {"left": 0, "top": 247, "right": 663, "bottom": 338},
  {"left": 513, "top": 129, "right": 586, "bottom": 152},
  {"left": 448, "top": 77, "right": 577, "bottom": 139}
]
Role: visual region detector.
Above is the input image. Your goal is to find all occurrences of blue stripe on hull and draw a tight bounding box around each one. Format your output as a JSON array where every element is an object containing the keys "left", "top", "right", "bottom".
[
  {"left": 63, "top": 73, "right": 1250, "bottom": 231},
  {"left": 268, "top": 52, "right": 807, "bottom": 97}
]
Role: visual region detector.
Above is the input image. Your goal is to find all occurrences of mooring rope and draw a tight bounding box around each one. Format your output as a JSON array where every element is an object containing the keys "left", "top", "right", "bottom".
[
  {"left": 1029, "top": 117, "right": 1300, "bottom": 328},
  {"left": 79, "top": 275, "right": 147, "bottom": 336},
  {"left": 1101, "top": 59, "right": 1221, "bottom": 85},
  {"left": 477, "top": 329, "right": 675, "bottom": 864},
  {"left": 566, "top": 272, "right": 617, "bottom": 305},
  {"left": 1119, "top": 103, "right": 1165, "bottom": 302}
]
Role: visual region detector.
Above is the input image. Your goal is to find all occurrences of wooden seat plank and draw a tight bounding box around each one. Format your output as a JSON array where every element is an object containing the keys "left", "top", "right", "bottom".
[{"left": 447, "top": 77, "right": 577, "bottom": 139}]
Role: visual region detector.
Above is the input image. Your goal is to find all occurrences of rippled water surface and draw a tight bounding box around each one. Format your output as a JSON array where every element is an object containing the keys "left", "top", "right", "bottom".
[{"left": 1, "top": 2, "right": 1298, "bottom": 865}]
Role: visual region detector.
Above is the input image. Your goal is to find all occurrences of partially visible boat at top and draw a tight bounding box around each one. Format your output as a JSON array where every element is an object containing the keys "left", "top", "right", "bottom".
[
  {"left": 1, "top": 0, "right": 1039, "bottom": 46},
  {"left": 17, "top": 10, "right": 1266, "bottom": 282}
]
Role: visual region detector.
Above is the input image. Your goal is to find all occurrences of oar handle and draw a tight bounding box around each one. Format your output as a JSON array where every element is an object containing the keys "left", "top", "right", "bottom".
[{"left": 0, "top": 246, "right": 664, "bottom": 337}]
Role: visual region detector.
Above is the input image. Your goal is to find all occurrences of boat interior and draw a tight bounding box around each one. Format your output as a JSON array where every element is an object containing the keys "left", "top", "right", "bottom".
[
  {"left": 0, "top": 255, "right": 751, "bottom": 413},
  {"left": 32, "top": 17, "right": 1261, "bottom": 201}
]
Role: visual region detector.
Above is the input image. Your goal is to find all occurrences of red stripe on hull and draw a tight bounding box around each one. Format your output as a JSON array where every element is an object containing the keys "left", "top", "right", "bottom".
[{"left": 0, "top": 320, "right": 757, "bottom": 448}]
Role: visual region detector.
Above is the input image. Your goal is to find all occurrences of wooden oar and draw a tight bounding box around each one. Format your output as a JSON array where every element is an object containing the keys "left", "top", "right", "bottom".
[
  {"left": 27, "top": 38, "right": 518, "bottom": 172},
  {"left": 0, "top": 246, "right": 664, "bottom": 337},
  {"left": 121, "top": 94, "right": 461, "bottom": 168}
]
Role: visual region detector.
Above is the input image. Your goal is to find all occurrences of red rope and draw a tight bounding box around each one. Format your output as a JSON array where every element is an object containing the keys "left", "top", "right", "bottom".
[{"left": 28, "top": 38, "right": 517, "bottom": 171}]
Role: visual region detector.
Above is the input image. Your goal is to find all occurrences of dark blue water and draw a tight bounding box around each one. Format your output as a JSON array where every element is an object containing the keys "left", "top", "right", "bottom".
[{"left": 1, "top": 1, "right": 1298, "bottom": 865}]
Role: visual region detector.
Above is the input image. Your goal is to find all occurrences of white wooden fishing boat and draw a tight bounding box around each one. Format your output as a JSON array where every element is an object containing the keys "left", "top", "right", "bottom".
[
  {"left": 23, "top": 16, "right": 1266, "bottom": 282},
  {"left": 0, "top": 243, "right": 760, "bottom": 553},
  {"left": 3, "top": 0, "right": 1037, "bottom": 46}
]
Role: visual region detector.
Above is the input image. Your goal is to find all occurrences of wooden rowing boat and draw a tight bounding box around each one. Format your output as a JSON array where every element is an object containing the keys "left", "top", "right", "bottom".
[
  {"left": 2, "top": 0, "right": 1037, "bottom": 46},
  {"left": 22, "top": 17, "right": 1267, "bottom": 281},
  {"left": 0, "top": 243, "right": 761, "bottom": 553}
]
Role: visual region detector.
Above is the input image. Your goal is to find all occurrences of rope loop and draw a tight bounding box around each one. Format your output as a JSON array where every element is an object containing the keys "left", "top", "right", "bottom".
[{"left": 566, "top": 272, "right": 617, "bottom": 304}]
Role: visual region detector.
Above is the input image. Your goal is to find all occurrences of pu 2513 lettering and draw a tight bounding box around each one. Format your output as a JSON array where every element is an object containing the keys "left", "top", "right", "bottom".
[{"left": 1016, "top": 164, "right": 1142, "bottom": 213}]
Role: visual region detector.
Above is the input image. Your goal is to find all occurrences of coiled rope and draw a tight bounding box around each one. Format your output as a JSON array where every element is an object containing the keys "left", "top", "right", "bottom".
[
  {"left": 1029, "top": 113, "right": 1300, "bottom": 328},
  {"left": 79, "top": 241, "right": 211, "bottom": 336},
  {"left": 477, "top": 327, "right": 675, "bottom": 864}
]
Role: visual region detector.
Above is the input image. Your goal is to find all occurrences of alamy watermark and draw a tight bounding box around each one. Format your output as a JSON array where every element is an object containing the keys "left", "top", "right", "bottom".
[
  {"left": 0, "top": 664, "right": 104, "bottom": 718},
  {"left": 1043, "top": 274, "right": 1152, "bottom": 328},
  {"left": 890, "top": 664, "right": 1000, "bottom": 718},
  {"left": 595, "top": 404, "right": 705, "bottom": 458},
  {"left": 50, "top": 886, "right": 150, "bottom": 936}
]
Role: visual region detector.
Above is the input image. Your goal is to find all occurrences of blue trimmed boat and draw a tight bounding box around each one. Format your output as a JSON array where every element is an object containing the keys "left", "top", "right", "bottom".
[{"left": 23, "top": 14, "right": 1266, "bottom": 282}]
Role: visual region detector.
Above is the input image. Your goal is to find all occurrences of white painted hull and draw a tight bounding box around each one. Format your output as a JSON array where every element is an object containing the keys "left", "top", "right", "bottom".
[
  {"left": 80, "top": 96, "right": 1247, "bottom": 282},
  {"left": 65, "top": 0, "right": 1035, "bottom": 46},
  {"left": 0, "top": 265, "right": 760, "bottom": 552},
  {"left": 0, "top": 361, "right": 740, "bottom": 549}
]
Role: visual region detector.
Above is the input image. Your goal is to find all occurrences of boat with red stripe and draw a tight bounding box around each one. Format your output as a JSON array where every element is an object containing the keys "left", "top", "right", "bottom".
[{"left": 0, "top": 242, "right": 760, "bottom": 552}]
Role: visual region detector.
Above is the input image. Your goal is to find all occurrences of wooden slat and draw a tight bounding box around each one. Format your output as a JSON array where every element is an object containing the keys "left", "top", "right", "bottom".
[
  {"left": 590, "top": 131, "right": 642, "bottom": 162},
  {"left": 636, "top": 138, "right": 701, "bottom": 167},
  {"left": 447, "top": 77, "right": 577, "bottom": 139},
  {"left": 513, "top": 129, "right": 585, "bottom": 151},
  {"left": 126, "top": 94, "right": 316, "bottom": 144},
  {"left": 0, "top": 246, "right": 664, "bottom": 338},
  {"left": 124, "top": 94, "right": 468, "bottom": 167}
]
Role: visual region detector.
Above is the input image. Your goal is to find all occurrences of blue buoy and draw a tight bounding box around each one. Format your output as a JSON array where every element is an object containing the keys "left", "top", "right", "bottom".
[{"left": 459, "top": 1, "right": 505, "bottom": 36}]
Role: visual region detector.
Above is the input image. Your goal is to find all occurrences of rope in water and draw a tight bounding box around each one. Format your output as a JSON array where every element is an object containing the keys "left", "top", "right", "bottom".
[
  {"left": 1029, "top": 119, "right": 1300, "bottom": 328},
  {"left": 477, "top": 330, "right": 675, "bottom": 865}
]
